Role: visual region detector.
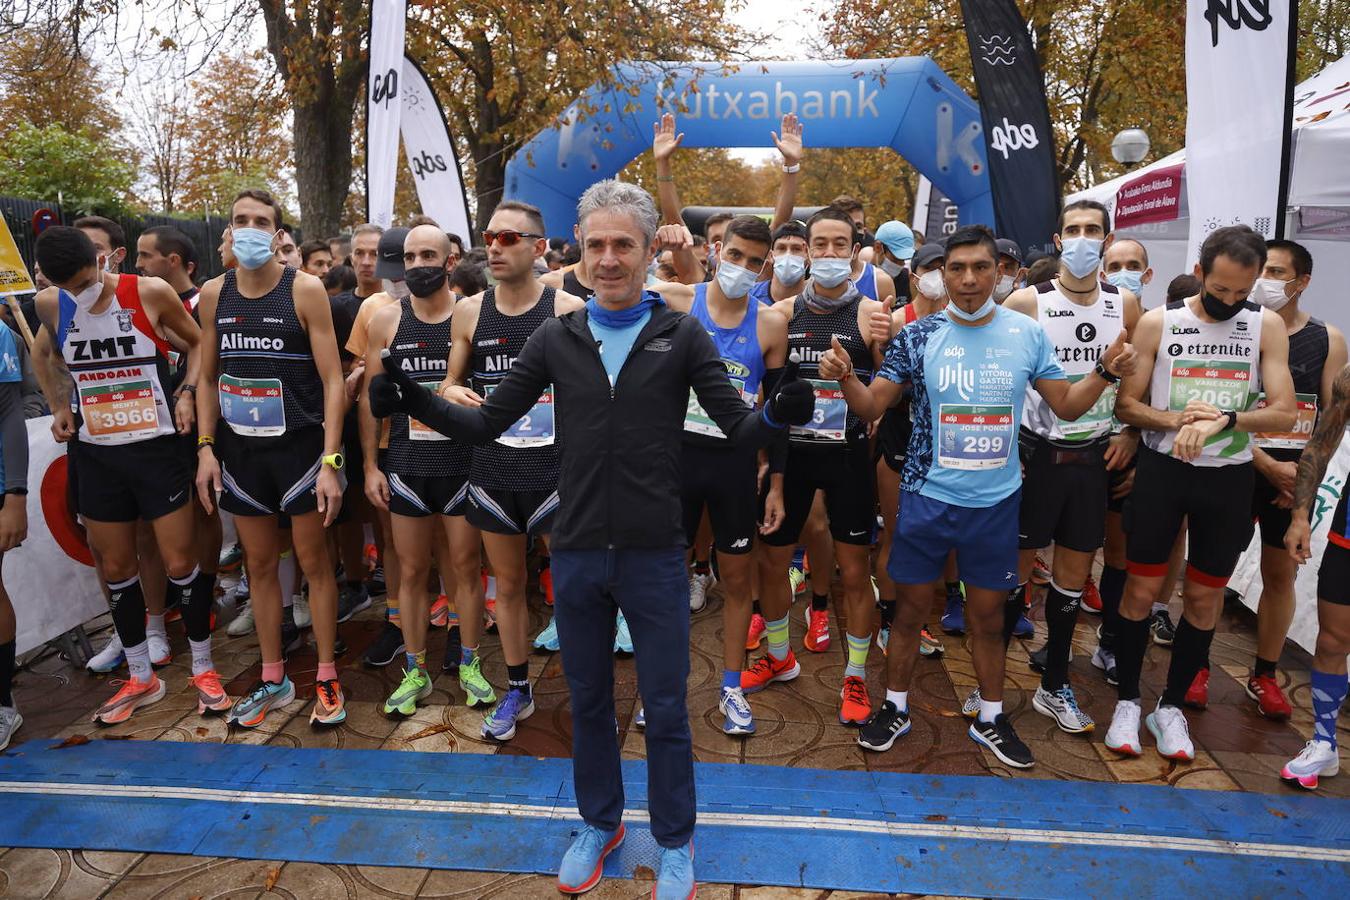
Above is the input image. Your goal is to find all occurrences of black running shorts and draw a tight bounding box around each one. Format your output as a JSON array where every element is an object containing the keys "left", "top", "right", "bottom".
[
  {"left": 680, "top": 441, "right": 758, "bottom": 556},
  {"left": 761, "top": 444, "right": 876, "bottom": 547},
  {"left": 466, "top": 484, "right": 557, "bottom": 535},
  {"left": 388, "top": 470, "right": 469, "bottom": 519},
  {"left": 216, "top": 424, "right": 329, "bottom": 517},
  {"left": 69, "top": 434, "right": 192, "bottom": 523},
  {"left": 1018, "top": 432, "right": 1109, "bottom": 553}
]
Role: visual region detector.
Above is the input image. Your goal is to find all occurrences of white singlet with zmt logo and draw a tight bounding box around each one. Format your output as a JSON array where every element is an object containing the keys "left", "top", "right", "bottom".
[{"left": 1143, "top": 298, "right": 1263, "bottom": 466}]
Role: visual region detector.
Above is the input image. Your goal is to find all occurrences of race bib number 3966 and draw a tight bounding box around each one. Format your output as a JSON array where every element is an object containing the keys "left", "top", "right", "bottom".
[{"left": 79, "top": 373, "right": 162, "bottom": 443}]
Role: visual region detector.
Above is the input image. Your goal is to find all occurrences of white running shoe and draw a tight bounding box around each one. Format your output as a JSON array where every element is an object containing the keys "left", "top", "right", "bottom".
[
  {"left": 147, "top": 631, "right": 171, "bottom": 667},
  {"left": 86, "top": 631, "right": 125, "bottom": 674},
  {"left": 1105, "top": 699, "right": 1143, "bottom": 756},
  {"left": 1146, "top": 703, "right": 1194, "bottom": 762},
  {"left": 227, "top": 602, "right": 256, "bottom": 637},
  {"left": 1280, "top": 740, "right": 1340, "bottom": 790},
  {"left": 961, "top": 687, "right": 981, "bottom": 719},
  {"left": 688, "top": 572, "right": 714, "bottom": 612},
  {"left": 292, "top": 594, "right": 312, "bottom": 629},
  {"left": 0, "top": 704, "right": 22, "bottom": 752}
]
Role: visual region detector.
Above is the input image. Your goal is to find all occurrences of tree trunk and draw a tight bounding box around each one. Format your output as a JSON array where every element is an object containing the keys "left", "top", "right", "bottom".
[
  {"left": 473, "top": 144, "right": 506, "bottom": 236},
  {"left": 292, "top": 98, "right": 352, "bottom": 239}
]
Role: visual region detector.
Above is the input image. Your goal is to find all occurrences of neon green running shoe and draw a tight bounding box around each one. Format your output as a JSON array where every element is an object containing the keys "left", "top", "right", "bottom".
[
  {"left": 788, "top": 566, "right": 806, "bottom": 596},
  {"left": 459, "top": 656, "right": 497, "bottom": 708},
  {"left": 382, "top": 667, "right": 432, "bottom": 717}
]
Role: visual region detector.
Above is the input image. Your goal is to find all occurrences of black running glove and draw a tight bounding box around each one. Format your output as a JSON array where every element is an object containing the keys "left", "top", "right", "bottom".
[
  {"left": 766, "top": 352, "right": 815, "bottom": 427},
  {"left": 369, "top": 349, "right": 432, "bottom": 420}
]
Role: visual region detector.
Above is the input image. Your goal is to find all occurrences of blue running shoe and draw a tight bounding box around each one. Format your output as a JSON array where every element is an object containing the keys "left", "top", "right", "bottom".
[
  {"left": 482, "top": 688, "right": 535, "bottom": 741},
  {"left": 226, "top": 677, "right": 295, "bottom": 729},
  {"left": 940, "top": 592, "right": 965, "bottom": 635},
  {"left": 1013, "top": 613, "right": 1035, "bottom": 638},
  {"left": 533, "top": 616, "right": 560, "bottom": 652},
  {"left": 613, "top": 611, "right": 633, "bottom": 655},
  {"left": 655, "top": 842, "right": 695, "bottom": 900},
  {"left": 557, "top": 823, "right": 625, "bottom": 894},
  {"left": 719, "top": 686, "right": 755, "bottom": 736}
]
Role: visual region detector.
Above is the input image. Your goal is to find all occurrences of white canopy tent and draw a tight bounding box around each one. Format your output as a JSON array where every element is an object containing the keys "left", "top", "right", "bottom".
[{"left": 1067, "top": 53, "right": 1350, "bottom": 335}]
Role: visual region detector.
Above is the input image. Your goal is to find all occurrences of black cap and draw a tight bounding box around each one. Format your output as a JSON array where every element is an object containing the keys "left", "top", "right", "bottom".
[
  {"left": 375, "top": 227, "right": 410, "bottom": 280},
  {"left": 995, "top": 238, "right": 1023, "bottom": 265},
  {"left": 911, "top": 243, "right": 945, "bottom": 270}
]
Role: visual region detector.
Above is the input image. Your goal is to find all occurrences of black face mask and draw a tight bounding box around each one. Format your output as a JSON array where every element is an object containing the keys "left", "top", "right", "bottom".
[
  {"left": 404, "top": 265, "right": 448, "bottom": 298},
  {"left": 1200, "top": 290, "right": 1243, "bottom": 321}
]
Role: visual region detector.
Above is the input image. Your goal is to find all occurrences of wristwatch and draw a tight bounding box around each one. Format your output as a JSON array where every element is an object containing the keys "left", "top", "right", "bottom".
[
  {"left": 321, "top": 451, "right": 345, "bottom": 471},
  {"left": 1093, "top": 359, "right": 1120, "bottom": 384},
  {"left": 1220, "top": 410, "right": 1239, "bottom": 431}
]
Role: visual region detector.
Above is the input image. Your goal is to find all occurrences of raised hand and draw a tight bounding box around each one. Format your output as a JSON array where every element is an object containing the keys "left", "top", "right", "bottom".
[
  {"left": 1102, "top": 329, "right": 1137, "bottom": 378},
  {"left": 652, "top": 113, "right": 684, "bottom": 163},
  {"left": 771, "top": 113, "right": 803, "bottom": 167},
  {"left": 818, "top": 337, "right": 854, "bottom": 382}
]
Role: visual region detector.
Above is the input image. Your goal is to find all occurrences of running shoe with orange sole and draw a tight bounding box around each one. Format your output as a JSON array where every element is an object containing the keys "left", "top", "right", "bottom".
[
  {"left": 310, "top": 678, "right": 347, "bottom": 727},
  {"left": 429, "top": 595, "right": 450, "bottom": 628},
  {"left": 1184, "top": 667, "right": 1209, "bottom": 710},
  {"left": 745, "top": 613, "right": 766, "bottom": 650},
  {"left": 1081, "top": 577, "right": 1102, "bottom": 613},
  {"left": 92, "top": 675, "right": 167, "bottom": 726},
  {"left": 1031, "top": 554, "right": 1051, "bottom": 586},
  {"left": 540, "top": 567, "right": 555, "bottom": 606},
  {"left": 741, "top": 651, "right": 801, "bottom": 693},
  {"left": 839, "top": 675, "right": 871, "bottom": 726},
  {"left": 191, "top": 670, "right": 233, "bottom": 715},
  {"left": 804, "top": 606, "right": 831, "bottom": 652}
]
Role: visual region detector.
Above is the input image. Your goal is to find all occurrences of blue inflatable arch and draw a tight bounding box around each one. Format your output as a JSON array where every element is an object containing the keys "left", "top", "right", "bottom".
[{"left": 504, "top": 58, "right": 994, "bottom": 236}]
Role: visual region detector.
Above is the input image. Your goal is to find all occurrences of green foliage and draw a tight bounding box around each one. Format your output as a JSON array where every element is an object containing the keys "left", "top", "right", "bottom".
[{"left": 0, "top": 122, "right": 135, "bottom": 214}]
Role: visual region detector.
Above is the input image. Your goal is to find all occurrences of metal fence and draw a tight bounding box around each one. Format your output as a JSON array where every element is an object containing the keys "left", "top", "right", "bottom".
[{"left": 1, "top": 196, "right": 233, "bottom": 285}]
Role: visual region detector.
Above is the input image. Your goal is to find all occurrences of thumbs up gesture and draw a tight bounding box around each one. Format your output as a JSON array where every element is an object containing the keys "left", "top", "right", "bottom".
[
  {"left": 868, "top": 303, "right": 894, "bottom": 344},
  {"left": 767, "top": 350, "right": 816, "bottom": 427},
  {"left": 369, "top": 348, "right": 433, "bottom": 420},
  {"left": 818, "top": 336, "right": 854, "bottom": 382},
  {"left": 1102, "top": 329, "right": 1137, "bottom": 379}
]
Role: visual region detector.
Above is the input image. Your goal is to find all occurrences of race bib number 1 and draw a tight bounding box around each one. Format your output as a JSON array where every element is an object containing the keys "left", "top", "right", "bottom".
[
  {"left": 1253, "top": 392, "right": 1318, "bottom": 449},
  {"left": 408, "top": 380, "right": 449, "bottom": 441},
  {"left": 79, "top": 372, "right": 163, "bottom": 443},
  {"left": 490, "top": 384, "right": 556, "bottom": 448},
  {"left": 789, "top": 378, "right": 847, "bottom": 442},
  {"left": 937, "top": 404, "right": 1014, "bottom": 470},
  {"left": 219, "top": 373, "right": 286, "bottom": 437}
]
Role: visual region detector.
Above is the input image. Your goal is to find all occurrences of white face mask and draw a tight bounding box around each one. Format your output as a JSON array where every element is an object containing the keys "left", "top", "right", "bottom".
[
  {"left": 70, "top": 276, "right": 104, "bottom": 312},
  {"left": 386, "top": 280, "right": 411, "bottom": 300},
  {"left": 1251, "top": 277, "right": 1293, "bottom": 311},
  {"left": 714, "top": 259, "right": 759, "bottom": 299},
  {"left": 917, "top": 269, "right": 945, "bottom": 301},
  {"left": 992, "top": 274, "right": 1016, "bottom": 302},
  {"left": 879, "top": 258, "right": 905, "bottom": 278},
  {"left": 773, "top": 253, "right": 806, "bottom": 285},
  {"left": 809, "top": 256, "right": 851, "bottom": 289}
]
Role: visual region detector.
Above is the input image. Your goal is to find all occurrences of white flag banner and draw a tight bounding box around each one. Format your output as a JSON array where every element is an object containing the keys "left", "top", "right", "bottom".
[
  {"left": 401, "top": 57, "right": 474, "bottom": 242},
  {"left": 1184, "top": 0, "right": 1295, "bottom": 266},
  {"left": 6, "top": 418, "right": 108, "bottom": 655},
  {"left": 366, "top": 0, "right": 406, "bottom": 230}
]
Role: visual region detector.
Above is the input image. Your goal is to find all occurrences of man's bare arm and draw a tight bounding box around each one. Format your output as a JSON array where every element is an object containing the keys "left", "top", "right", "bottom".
[{"left": 1292, "top": 364, "right": 1350, "bottom": 515}]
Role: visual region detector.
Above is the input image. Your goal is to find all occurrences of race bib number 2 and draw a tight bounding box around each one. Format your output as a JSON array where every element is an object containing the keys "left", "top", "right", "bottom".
[
  {"left": 937, "top": 404, "right": 1014, "bottom": 470},
  {"left": 219, "top": 373, "right": 286, "bottom": 437},
  {"left": 490, "top": 384, "right": 555, "bottom": 448},
  {"left": 789, "top": 378, "right": 847, "bottom": 442},
  {"left": 79, "top": 373, "right": 163, "bottom": 443}
]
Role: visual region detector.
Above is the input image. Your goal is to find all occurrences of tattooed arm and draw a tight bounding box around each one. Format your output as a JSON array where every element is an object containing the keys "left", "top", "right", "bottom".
[{"left": 1286, "top": 364, "right": 1350, "bottom": 563}]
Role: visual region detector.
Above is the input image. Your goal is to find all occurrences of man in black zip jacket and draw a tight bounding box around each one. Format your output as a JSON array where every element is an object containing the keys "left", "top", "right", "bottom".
[{"left": 370, "top": 179, "right": 812, "bottom": 898}]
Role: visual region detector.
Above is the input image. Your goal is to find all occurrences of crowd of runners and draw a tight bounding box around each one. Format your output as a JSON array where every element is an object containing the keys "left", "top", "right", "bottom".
[{"left": 0, "top": 112, "right": 1347, "bottom": 897}]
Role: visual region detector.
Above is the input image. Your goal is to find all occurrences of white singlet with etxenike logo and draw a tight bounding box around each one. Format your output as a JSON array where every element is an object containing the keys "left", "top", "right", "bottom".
[
  {"left": 1021, "top": 280, "right": 1123, "bottom": 443},
  {"left": 1142, "top": 298, "right": 1262, "bottom": 466}
]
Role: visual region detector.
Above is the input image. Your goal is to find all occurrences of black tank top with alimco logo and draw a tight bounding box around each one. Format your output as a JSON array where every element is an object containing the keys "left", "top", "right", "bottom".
[
  {"left": 384, "top": 298, "right": 469, "bottom": 478},
  {"left": 214, "top": 267, "right": 324, "bottom": 439},
  {"left": 787, "top": 294, "right": 873, "bottom": 448},
  {"left": 470, "top": 287, "right": 560, "bottom": 491}
]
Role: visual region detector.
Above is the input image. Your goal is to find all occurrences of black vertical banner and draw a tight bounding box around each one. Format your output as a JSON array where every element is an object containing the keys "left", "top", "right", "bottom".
[{"left": 959, "top": 0, "right": 1060, "bottom": 255}]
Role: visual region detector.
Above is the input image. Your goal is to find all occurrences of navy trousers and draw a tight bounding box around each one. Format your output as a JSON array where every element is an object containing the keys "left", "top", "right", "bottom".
[{"left": 551, "top": 547, "right": 694, "bottom": 847}]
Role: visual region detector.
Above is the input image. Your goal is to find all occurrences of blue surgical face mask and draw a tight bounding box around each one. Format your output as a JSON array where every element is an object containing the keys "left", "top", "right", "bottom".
[
  {"left": 1059, "top": 237, "right": 1103, "bottom": 279},
  {"left": 232, "top": 227, "right": 276, "bottom": 270},
  {"left": 946, "top": 296, "right": 995, "bottom": 322},
  {"left": 773, "top": 253, "right": 806, "bottom": 285},
  {"left": 715, "top": 259, "right": 759, "bottom": 299},
  {"left": 810, "top": 256, "right": 851, "bottom": 289},
  {"left": 1106, "top": 269, "right": 1144, "bottom": 296}
]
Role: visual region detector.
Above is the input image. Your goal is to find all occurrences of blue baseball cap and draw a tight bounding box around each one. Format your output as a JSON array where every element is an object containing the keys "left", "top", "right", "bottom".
[{"left": 873, "top": 221, "right": 915, "bottom": 261}]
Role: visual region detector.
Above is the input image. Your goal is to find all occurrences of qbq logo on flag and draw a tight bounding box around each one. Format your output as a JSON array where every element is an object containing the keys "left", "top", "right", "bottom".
[{"left": 1184, "top": 0, "right": 1294, "bottom": 265}]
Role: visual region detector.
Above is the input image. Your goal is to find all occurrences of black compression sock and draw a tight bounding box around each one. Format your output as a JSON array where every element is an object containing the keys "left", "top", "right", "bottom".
[
  {"left": 1162, "top": 617, "right": 1214, "bottom": 708},
  {"left": 0, "top": 639, "right": 14, "bottom": 707},
  {"left": 1114, "top": 616, "right": 1151, "bottom": 702},
  {"left": 811, "top": 592, "right": 829, "bottom": 612},
  {"left": 1001, "top": 583, "right": 1028, "bottom": 648},
  {"left": 507, "top": 661, "right": 530, "bottom": 697},
  {"left": 752, "top": 598, "right": 763, "bottom": 615},
  {"left": 169, "top": 568, "right": 217, "bottom": 643},
  {"left": 1041, "top": 583, "right": 1082, "bottom": 690},
  {"left": 878, "top": 600, "right": 896, "bottom": 628},
  {"left": 1254, "top": 656, "right": 1278, "bottom": 679},
  {"left": 1099, "top": 565, "right": 1126, "bottom": 649}
]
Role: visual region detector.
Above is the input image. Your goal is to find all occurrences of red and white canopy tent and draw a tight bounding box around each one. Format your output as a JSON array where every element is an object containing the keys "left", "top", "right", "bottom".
[{"left": 1067, "top": 53, "right": 1350, "bottom": 335}]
